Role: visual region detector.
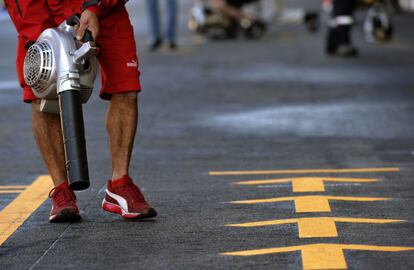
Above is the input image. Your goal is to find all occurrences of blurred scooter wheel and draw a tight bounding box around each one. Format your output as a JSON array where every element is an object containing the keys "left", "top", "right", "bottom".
[
  {"left": 207, "top": 26, "right": 232, "bottom": 40},
  {"left": 373, "top": 17, "right": 393, "bottom": 42},
  {"left": 304, "top": 12, "right": 320, "bottom": 33},
  {"left": 243, "top": 20, "right": 266, "bottom": 39}
]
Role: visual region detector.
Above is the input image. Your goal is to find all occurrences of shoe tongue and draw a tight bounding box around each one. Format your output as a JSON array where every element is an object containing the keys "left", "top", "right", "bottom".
[
  {"left": 50, "top": 181, "right": 75, "bottom": 202},
  {"left": 57, "top": 181, "right": 70, "bottom": 190},
  {"left": 111, "top": 175, "right": 132, "bottom": 189}
]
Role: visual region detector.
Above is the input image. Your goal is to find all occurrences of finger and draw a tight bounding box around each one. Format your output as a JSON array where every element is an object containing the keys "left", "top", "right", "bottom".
[
  {"left": 76, "top": 23, "right": 87, "bottom": 41},
  {"left": 92, "top": 25, "right": 99, "bottom": 40}
]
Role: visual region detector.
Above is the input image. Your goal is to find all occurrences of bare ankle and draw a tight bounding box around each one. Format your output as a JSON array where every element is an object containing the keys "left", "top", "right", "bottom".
[{"left": 112, "top": 172, "right": 128, "bottom": 181}]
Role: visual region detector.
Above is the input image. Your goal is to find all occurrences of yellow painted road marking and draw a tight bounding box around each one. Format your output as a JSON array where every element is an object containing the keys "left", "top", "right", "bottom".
[
  {"left": 235, "top": 177, "right": 379, "bottom": 192},
  {"left": 0, "top": 185, "right": 27, "bottom": 194},
  {"left": 0, "top": 190, "right": 26, "bottom": 194},
  {"left": 296, "top": 196, "right": 332, "bottom": 212},
  {"left": 299, "top": 217, "right": 338, "bottom": 237},
  {"left": 221, "top": 243, "right": 414, "bottom": 269},
  {"left": 0, "top": 186, "right": 28, "bottom": 189},
  {"left": 226, "top": 217, "right": 404, "bottom": 238},
  {"left": 210, "top": 167, "right": 400, "bottom": 176},
  {"left": 0, "top": 175, "right": 53, "bottom": 246},
  {"left": 230, "top": 195, "right": 390, "bottom": 213}
]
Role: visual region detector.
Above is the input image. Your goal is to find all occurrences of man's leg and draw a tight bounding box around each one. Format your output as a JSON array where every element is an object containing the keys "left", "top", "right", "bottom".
[
  {"left": 106, "top": 92, "right": 138, "bottom": 180},
  {"left": 146, "top": 0, "right": 162, "bottom": 50},
  {"left": 166, "top": 0, "right": 177, "bottom": 46},
  {"left": 32, "top": 101, "right": 80, "bottom": 222},
  {"left": 103, "top": 91, "right": 156, "bottom": 219},
  {"left": 99, "top": 7, "right": 156, "bottom": 219},
  {"left": 32, "top": 101, "right": 67, "bottom": 187},
  {"left": 326, "top": 0, "right": 357, "bottom": 56}
]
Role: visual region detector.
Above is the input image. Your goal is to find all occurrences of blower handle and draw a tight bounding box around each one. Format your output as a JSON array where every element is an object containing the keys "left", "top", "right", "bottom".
[
  {"left": 82, "top": 30, "right": 94, "bottom": 43},
  {"left": 66, "top": 13, "right": 95, "bottom": 43}
]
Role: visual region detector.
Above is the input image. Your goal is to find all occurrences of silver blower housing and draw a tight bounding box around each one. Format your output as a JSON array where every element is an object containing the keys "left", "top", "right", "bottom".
[{"left": 23, "top": 21, "right": 98, "bottom": 113}]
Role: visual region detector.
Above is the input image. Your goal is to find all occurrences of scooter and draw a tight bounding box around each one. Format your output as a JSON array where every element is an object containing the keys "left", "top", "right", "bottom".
[
  {"left": 188, "top": 0, "right": 323, "bottom": 40},
  {"left": 188, "top": 1, "right": 267, "bottom": 40},
  {"left": 363, "top": 0, "right": 394, "bottom": 42},
  {"left": 23, "top": 14, "right": 98, "bottom": 191}
]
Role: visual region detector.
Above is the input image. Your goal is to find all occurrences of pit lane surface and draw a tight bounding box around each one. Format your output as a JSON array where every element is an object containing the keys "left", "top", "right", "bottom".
[{"left": 0, "top": 1, "right": 414, "bottom": 269}]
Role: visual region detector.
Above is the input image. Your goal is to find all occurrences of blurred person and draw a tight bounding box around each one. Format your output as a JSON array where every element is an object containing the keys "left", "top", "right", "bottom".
[
  {"left": 325, "top": 0, "right": 358, "bottom": 57},
  {"left": 210, "top": 0, "right": 258, "bottom": 26},
  {"left": 190, "top": 0, "right": 265, "bottom": 39},
  {"left": 146, "top": 0, "right": 178, "bottom": 50},
  {"left": 3, "top": 0, "right": 157, "bottom": 222}
]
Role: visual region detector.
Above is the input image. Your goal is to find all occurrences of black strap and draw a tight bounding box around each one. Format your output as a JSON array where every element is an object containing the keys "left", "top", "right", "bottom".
[{"left": 82, "top": 0, "right": 101, "bottom": 10}]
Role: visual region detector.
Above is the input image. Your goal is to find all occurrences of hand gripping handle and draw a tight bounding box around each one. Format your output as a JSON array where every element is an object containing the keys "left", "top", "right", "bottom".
[{"left": 66, "top": 13, "right": 95, "bottom": 43}]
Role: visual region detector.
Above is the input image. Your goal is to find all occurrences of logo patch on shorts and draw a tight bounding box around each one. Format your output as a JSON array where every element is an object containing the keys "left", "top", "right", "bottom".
[{"left": 126, "top": 59, "right": 138, "bottom": 68}]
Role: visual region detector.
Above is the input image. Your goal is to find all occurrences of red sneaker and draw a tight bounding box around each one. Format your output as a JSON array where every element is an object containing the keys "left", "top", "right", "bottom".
[
  {"left": 48, "top": 181, "right": 81, "bottom": 223},
  {"left": 102, "top": 175, "right": 157, "bottom": 219}
]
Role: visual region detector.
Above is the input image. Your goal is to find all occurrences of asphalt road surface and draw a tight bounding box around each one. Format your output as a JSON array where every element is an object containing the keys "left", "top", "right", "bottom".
[{"left": 0, "top": 1, "right": 414, "bottom": 269}]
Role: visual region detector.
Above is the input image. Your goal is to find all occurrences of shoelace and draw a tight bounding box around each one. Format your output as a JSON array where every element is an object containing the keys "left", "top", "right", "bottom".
[{"left": 48, "top": 186, "right": 75, "bottom": 207}]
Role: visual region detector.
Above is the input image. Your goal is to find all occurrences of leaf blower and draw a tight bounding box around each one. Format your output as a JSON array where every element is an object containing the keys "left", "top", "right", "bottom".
[{"left": 23, "top": 14, "right": 98, "bottom": 191}]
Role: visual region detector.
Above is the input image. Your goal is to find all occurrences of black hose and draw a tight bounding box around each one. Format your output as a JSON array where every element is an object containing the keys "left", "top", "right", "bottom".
[{"left": 59, "top": 90, "right": 90, "bottom": 191}]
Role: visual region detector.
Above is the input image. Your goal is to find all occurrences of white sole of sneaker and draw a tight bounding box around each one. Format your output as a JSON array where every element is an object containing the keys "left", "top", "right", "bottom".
[
  {"left": 102, "top": 188, "right": 157, "bottom": 219},
  {"left": 102, "top": 199, "right": 142, "bottom": 218},
  {"left": 102, "top": 199, "right": 157, "bottom": 219}
]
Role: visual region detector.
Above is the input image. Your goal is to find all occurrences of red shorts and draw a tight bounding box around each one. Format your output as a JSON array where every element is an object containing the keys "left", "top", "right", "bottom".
[{"left": 5, "top": 0, "right": 141, "bottom": 102}]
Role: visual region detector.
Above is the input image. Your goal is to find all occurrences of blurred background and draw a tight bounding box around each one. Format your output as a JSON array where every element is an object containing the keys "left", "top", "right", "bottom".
[{"left": 0, "top": 0, "right": 413, "bottom": 139}]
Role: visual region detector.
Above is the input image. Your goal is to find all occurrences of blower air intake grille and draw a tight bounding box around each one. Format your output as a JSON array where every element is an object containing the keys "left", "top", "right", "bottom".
[{"left": 24, "top": 42, "right": 53, "bottom": 94}]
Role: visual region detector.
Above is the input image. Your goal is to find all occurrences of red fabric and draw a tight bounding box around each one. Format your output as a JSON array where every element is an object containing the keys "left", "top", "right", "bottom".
[
  {"left": 4, "top": 0, "right": 55, "bottom": 42},
  {"left": 87, "top": 5, "right": 100, "bottom": 15},
  {"left": 97, "top": 7, "right": 141, "bottom": 100},
  {"left": 5, "top": 0, "right": 141, "bottom": 102},
  {"left": 47, "top": 0, "right": 84, "bottom": 25},
  {"left": 90, "top": 0, "right": 126, "bottom": 17},
  {"left": 16, "top": 37, "right": 38, "bottom": 102}
]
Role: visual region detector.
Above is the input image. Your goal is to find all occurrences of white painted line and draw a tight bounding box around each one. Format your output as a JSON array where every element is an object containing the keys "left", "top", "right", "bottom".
[{"left": 0, "top": 80, "right": 19, "bottom": 90}]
